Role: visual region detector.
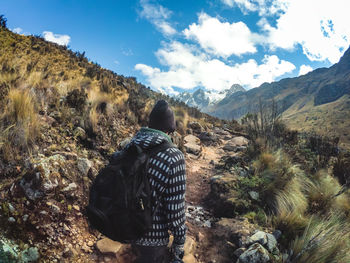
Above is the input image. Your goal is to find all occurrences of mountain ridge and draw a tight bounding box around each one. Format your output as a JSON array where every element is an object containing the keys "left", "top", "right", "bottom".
[{"left": 205, "top": 47, "right": 350, "bottom": 148}]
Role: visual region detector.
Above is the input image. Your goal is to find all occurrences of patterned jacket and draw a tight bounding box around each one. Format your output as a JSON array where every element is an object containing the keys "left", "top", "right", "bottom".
[{"left": 129, "top": 127, "right": 187, "bottom": 247}]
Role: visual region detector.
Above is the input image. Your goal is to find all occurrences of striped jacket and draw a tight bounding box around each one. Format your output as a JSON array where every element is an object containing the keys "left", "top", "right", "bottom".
[{"left": 129, "top": 127, "right": 187, "bottom": 247}]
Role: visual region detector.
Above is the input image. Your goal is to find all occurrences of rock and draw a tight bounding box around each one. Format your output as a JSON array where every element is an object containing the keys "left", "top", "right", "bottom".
[
  {"left": 248, "top": 231, "right": 268, "bottom": 246},
  {"left": 203, "top": 220, "right": 211, "bottom": 228},
  {"left": 248, "top": 191, "right": 259, "bottom": 201},
  {"left": 198, "top": 132, "right": 221, "bottom": 146},
  {"left": 223, "top": 137, "right": 249, "bottom": 152},
  {"left": 234, "top": 247, "right": 246, "bottom": 257},
  {"left": 20, "top": 154, "right": 68, "bottom": 200},
  {"left": 87, "top": 241, "right": 94, "bottom": 247},
  {"left": 62, "top": 182, "right": 77, "bottom": 192},
  {"left": 20, "top": 247, "right": 39, "bottom": 263},
  {"left": 188, "top": 122, "right": 203, "bottom": 134},
  {"left": 72, "top": 205, "right": 80, "bottom": 211},
  {"left": 81, "top": 244, "right": 91, "bottom": 253},
  {"left": 96, "top": 238, "right": 123, "bottom": 255},
  {"left": 73, "top": 127, "right": 86, "bottom": 140},
  {"left": 8, "top": 203, "right": 15, "bottom": 214},
  {"left": 230, "top": 136, "right": 249, "bottom": 147},
  {"left": 77, "top": 158, "right": 92, "bottom": 176},
  {"left": 184, "top": 236, "right": 196, "bottom": 256},
  {"left": 266, "top": 233, "right": 278, "bottom": 253},
  {"left": 184, "top": 135, "right": 201, "bottom": 155},
  {"left": 213, "top": 128, "right": 231, "bottom": 136},
  {"left": 8, "top": 217, "right": 15, "bottom": 223},
  {"left": 22, "top": 214, "right": 29, "bottom": 222},
  {"left": 237, "top": 243, "right": 270, "bottom": 263}
]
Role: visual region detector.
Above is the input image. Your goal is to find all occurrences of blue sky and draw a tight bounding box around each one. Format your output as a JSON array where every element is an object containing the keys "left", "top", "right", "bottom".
[{"left": 2, "top": 0, "right": 350, "bottom": 95}]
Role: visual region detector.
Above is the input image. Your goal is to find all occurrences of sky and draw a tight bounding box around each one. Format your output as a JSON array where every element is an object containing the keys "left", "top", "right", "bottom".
[{"left": 2, "top": 0, "right": 350, "bottom": 95}]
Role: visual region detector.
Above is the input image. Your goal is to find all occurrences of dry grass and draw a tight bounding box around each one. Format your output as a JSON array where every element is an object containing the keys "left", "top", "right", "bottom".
[
  {"left": 174, "top": 107, "right": 189, "bottom": 134},
  {"left": 289, "top": 215, "right": 350, "bottom": 263},
  {"left": 89, "top": 107, "right": 99, "bottom": 133},
  {"left": 307, "top": 172, "right": 343, "bottom": 214},
  {"left": 273, "top": 175, "right": 311, "bottom": 239},
  {"left": 0, "top": 88, "right": 39, "bottom": 158}
]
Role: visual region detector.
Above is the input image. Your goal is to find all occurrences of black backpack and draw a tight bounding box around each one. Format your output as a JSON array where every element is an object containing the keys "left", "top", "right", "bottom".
[{"left": 86, "top": 141, "right": 171, "bottom": 243}]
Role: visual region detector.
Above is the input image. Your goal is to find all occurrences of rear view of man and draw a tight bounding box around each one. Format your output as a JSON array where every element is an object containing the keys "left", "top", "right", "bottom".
[{"left": 130, "top": 100, "right": 187, "bottom": 263}]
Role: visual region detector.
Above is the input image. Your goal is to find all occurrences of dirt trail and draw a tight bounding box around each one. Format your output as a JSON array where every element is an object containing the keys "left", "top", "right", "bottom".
[{"left": 184, "top": 145, "right": 233, "bottom": 263}]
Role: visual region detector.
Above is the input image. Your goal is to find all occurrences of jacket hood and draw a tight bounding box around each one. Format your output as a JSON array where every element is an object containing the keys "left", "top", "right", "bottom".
[{"left": 130, "top": 127, "right": 172, "bottom": 151}]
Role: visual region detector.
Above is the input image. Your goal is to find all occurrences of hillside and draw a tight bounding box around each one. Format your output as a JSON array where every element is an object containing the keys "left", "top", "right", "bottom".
[
  {"left": 0, "top": 20, "right": 241, "bottom": 262},
  {"left": 205, "top": 49, "right": 350, "bottom": 148}
]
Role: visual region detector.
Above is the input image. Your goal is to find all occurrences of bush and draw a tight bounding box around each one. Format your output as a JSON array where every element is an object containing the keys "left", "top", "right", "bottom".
[
  {"left": 66, "top": 89, "right": 87, "bottom": 112},
  {"left": 332, "top": 153, "right": 350, "bottom": 186},
  {"left": 0, "top": 15, "right": 7, "bottom": 28},
  {"left": 242, "top": 99, "right": 298, "bottom": 157}
]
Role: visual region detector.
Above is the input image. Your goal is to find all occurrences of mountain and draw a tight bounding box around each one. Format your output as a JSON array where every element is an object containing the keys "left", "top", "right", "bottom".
[
  {"left": 207, "top": 47, "right": 350, "bottom": 148},
  {"left": 174, "top": 84, "right": 245, "bottom": 111}
]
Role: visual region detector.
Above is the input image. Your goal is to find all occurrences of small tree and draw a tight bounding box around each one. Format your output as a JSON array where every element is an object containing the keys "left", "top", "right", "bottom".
[{"left": 0, "top": 15, "right": 7, "bottom": 28}]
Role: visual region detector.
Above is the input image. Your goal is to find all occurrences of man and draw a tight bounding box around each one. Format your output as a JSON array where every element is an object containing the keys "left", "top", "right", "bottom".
[{"left": 130, "top": 100, "right": 187, "bottom": 263}]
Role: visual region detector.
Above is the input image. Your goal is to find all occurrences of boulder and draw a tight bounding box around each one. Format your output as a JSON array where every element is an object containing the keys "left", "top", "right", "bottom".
[
  {"left": 213, "top": 128, "right": 231, "bottom": 136},
  {"left": 248, "top": 231, "right": 268, "bottom": 246},
  {"left": 188, "top": 122, "right": 203, "bottom": 134},
  {"left": 237, "top": 243, "right": 270, "bottom": 263},
  {"left": 230, "top": 136, "right": 249, "bottom": 146},
  {"left": 184, "top": 135, "right": 201, "bottom": 155},
  {"left": 198, "top": 132, "right": 221, "bottom": 146},
  {"left": 96, "top": 238, "right": 123, "bottom": 255},
  {"left": 245, "top": 231, "right": 278, "bottom": 254},
  {"left": 223, "top": 137, "right": 249, "bottom": 152}
]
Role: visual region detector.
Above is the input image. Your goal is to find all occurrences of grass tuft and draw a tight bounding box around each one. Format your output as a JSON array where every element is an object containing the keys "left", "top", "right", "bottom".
[{"left": 289, "top": 215, "right": 350, "bottom": 263}]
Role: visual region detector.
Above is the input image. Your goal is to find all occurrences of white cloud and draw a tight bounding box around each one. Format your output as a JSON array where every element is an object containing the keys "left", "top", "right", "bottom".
[
  {"left": 139, "top": 0, "right": 177, "bottom": 36},
  {"left": 12, "top": 27, "right": 23, "bottom": 34},
  {"left": 265, "top": 0, "right": 350, "bottom": 63},
  {"left": 183, "top": 13, "right": 258, "bottom": 58},
  {"left": 221, "top": 0, "right": 288, "bottom": 16},
  {"left": 225, "top": 0, "right": 350, "bottom": 64},
  {"left": 43, "top": 31, "right": 70, "bottom": 46},
  {"left": 135, "top": 41, "right": 295, "bottom": 92},
  {"left": 298, "top": 65, "right": 313, "bottom": 76}
]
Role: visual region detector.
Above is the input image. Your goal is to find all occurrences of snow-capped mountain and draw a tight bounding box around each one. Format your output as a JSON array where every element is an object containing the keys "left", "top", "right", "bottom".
[{"left": 174, "top": 84, "right": 245, "bottom": 112}]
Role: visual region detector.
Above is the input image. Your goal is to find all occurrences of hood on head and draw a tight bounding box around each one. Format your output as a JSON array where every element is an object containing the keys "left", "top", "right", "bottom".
[{"left": 130, "top": 127, "right": 172, "bottom": 151}]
